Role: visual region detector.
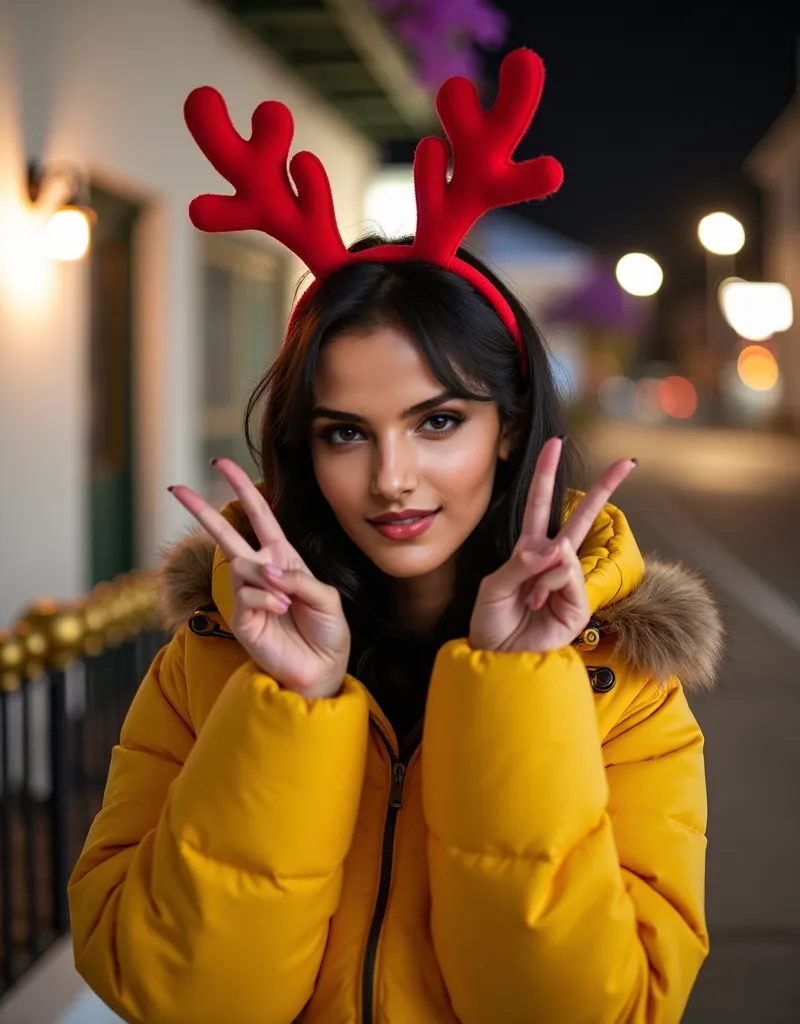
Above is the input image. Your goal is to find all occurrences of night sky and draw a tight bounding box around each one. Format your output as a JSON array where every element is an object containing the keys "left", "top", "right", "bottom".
[{"left": 391, "top": 8, "right": 800, "bottom": 298}]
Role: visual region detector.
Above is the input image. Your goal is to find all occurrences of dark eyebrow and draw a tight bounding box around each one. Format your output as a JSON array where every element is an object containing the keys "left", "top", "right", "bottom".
[{"left": 311, "top": 391, "right": 458, "bottom": 424}]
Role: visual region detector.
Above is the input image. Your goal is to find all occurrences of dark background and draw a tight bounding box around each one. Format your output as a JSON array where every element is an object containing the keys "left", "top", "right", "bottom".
[{"left": 389, "top": 9, "right": 800, "bottom": 301}]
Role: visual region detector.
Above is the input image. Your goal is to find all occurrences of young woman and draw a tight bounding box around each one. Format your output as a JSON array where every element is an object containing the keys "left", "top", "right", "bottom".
[{"left": 68, "top": 50, "right": 722, "bottom": 1024}]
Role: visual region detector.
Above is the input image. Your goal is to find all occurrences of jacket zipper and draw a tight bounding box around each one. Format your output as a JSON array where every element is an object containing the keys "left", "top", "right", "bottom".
[
  {"left": 361, "top": 720, "right": 419, "bottom": 1024},
  {"left": 187, "top": 616, "right": 416, "bottom": 1021}
]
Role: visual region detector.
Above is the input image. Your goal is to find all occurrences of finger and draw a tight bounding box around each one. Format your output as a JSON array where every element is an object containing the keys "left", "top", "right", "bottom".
[
  {"left": 559, "top": 458, "right": 637, "bottom": 552},
  {"left": 259, "top": 564, "right": 341, "bottom": 616},
  {"left": 517, "top": 437, "right": 564, "bottom": 551},
  {"left": 212, "top": 458, "right": 288, "bottom": 551},
  {"left": 230, "top": 556, "right": 288, "bottom": 597},
  {"left": 527, "top": 563, "right": 581, "bottom": 610},
  {"left": 169, "top": 484, "right": 254, "bottom": 562},
  {"left": 483, "top": 545, "right": 561, "bottom": 601},
  {"left": 238, "top": 585, "right": 291, "bottom": 615}
]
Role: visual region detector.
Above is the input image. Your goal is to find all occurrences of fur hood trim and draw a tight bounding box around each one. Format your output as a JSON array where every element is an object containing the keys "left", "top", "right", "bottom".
[
  {"left": 592, "top": 557, "right": 723, "bottom": 693},
  {"left": 156, "top": 532, "right": 724, "bottom": 692}
]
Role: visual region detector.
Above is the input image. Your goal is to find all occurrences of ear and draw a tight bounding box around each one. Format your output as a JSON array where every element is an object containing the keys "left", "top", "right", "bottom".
[{"left": 498, "top": 424, "right": 512, "bottom": 461}]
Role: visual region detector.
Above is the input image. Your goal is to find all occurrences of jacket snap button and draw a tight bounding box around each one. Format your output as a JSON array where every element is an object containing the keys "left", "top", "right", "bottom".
[
  {"left": 189, "top": 613, "right": 211, "bottom": 636},
  {"left": 590, "top": 667, "right": 616, "bottom": 693}
]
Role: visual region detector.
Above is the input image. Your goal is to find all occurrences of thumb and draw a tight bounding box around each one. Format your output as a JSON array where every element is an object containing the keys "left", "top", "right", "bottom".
[
  {"left": 484, "top": 545, "right": 560, "bottom": 601},
  {"left": 261, "top": 564, "right": 341, "bottom": 616}
]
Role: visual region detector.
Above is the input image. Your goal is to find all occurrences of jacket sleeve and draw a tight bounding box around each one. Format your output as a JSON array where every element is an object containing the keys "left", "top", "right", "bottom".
[
  {"left": 68, "top": 628, "right": 369, "bottom": 1024},
  {"left": 422, "top": 638, "right": 708, "bottom": 1024}
]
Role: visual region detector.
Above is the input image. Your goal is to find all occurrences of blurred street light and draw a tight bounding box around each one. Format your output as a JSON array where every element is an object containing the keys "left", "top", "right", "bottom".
[
  {"left": 737, "top": 344, "right": 779, "bottom": 391},
  {"left": 698, "top": 212, "right": 745, "bottom": 255},
  {"left": 657, "top": 376, "right": 698, "bottom": 419},
  {"left": 698, "top": 215, "right": 744, "bottom": 419},
  {"left": 719, "top": 279, "right": 794, "bottom": 341},
  {"left": 615, "top": 253, "right": 663, "bottom": 296}
]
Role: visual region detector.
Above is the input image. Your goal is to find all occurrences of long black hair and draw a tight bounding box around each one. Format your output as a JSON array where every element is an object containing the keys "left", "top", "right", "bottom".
[{"left": 243, "top": 235, "right": 584, "bottom": 735}]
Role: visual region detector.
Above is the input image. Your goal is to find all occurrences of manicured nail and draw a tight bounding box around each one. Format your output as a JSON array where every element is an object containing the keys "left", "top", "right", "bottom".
[
  {"left": 167, "top": 486, "right": 175, "bottom": 493},
  {"left": 630, "top": 458, "right": 638, "bottom": 466},
  {"left": 210, "top": 458, "right": 218, "bottom": 466},
  {"left": 556, "top": 434, "right": 566, "bottom": 441},
  {"left": 263, "top": 563, "right": 283, "bottom": 579}
]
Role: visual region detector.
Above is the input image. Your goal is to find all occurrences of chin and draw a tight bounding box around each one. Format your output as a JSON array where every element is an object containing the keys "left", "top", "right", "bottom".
[{"left": 360, "top": 538, "right": 454, "bottom": 579}]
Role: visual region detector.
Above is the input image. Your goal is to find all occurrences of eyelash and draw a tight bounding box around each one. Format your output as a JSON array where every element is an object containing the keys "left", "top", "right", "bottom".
[{"left": 318, "top": 411, "right": 465, "bottom": 447}]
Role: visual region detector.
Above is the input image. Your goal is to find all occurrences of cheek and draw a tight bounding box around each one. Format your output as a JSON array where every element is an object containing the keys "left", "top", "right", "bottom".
[
  {"left": 425, "top": 433, "right": 498, "bottom": 503},
  {"left": 312, "top": 449, "right": 362, "bottom": 515}
]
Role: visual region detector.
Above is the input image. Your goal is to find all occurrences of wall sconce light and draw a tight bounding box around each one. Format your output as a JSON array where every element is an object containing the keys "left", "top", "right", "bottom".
[{"left": 27, "top": 160, "right": 97, "bottom": 261}]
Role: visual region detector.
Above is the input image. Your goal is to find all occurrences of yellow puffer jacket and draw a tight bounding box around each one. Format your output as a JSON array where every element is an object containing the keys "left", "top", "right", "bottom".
[{"left": 68, "top": 498, "right": 722, "bottom": 1024}]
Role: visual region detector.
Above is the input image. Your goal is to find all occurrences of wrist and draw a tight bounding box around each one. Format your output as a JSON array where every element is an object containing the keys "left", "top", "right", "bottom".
[{"left": 271, "top": 667, "right": 346, "bottom": 701}]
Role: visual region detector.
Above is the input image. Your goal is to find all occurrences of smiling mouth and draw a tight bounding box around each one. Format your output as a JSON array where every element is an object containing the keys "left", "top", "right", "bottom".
[{"left": 367, "top": 509, "right": 442, "bottom": 540}]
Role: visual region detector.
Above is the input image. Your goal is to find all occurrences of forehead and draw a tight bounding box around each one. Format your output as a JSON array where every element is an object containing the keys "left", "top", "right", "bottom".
[{"left": 313, "top": 325, "right": 442, "bottom": 409}]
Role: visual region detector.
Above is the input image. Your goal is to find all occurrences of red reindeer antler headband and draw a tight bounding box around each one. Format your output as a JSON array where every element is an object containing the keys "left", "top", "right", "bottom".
[{"left": 184, "top": 48, "right": 563, "bottom": 376}]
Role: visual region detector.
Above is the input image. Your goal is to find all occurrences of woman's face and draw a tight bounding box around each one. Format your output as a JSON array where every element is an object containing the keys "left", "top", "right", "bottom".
[{"left": 310, "top": 323, "right": 510, "bottom": 580}]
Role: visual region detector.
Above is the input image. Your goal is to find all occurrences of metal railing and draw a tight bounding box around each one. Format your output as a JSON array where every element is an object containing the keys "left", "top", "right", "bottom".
[{"left": 0, "top": 573, "right": 167, "bottom": 997}]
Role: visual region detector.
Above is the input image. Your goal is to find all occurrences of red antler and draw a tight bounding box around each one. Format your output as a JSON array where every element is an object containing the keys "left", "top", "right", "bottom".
[
  {"left": 184, "top": 87, "right": 349, "bottom": 277},
  {"left": 412, "top": 48, "right": 563, "bottom": 265}
]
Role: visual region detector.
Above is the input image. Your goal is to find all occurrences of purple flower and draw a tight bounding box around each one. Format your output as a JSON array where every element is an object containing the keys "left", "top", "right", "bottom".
[{"left": 369, "top": 0, "right": 509, "bottom": 91}]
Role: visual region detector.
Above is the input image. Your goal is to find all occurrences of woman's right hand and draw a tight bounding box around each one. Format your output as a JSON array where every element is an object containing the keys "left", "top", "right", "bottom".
[{"left": 170, "top": 459, "right": 350, "bottom": 700}]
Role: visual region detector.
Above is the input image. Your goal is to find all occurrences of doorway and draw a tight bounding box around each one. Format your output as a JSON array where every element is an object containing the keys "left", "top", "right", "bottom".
[{"left": 87, "top": 185, "right": 140, "bottom": 587}]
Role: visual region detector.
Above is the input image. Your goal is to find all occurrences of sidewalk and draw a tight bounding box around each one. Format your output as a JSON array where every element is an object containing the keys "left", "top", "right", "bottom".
[{"left": 583, "top": 418, "right": 800, "bottom": 495}]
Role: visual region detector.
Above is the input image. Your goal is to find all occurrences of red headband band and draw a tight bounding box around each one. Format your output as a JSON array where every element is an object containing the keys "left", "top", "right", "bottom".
[{"left": 184, "top": 47, "right": 563, "bottom": 377}]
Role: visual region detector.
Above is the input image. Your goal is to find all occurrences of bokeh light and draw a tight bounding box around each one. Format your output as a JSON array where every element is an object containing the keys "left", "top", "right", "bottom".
[
  {"left": 719, "top": 279, "right": 793, "bottom": 341},
  {"left": 698, "top": 212, "right": 745, "bottom": 255},
  {"left": 657, "top": 376, "right": 697, "bottom": 419},
  {"left": 43, "top": 208, "right": 91, "bottom": 261},
  {"left": 597, "top": 375, "right": 636, "bottom": 417},
  {"left": 737, "top": 345, "right": 779, "bottom": 391},
  {"left": 615, "top": 253, "right": 663, "bottom": 296},
  {"left": 634, "top": 377, "right": 667, "bottom": 423}
]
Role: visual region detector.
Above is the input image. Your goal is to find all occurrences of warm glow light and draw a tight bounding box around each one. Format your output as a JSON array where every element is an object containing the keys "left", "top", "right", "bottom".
[
  {"left": 0, "top": 201, "right": 55, "bottom": 312},
  {"left": 657, "top": 376, "right": 698, "bottom": 419},
  {"left": 364, "top": 167, "right": 416, "bottom": 238},
  {"left": 43, "top": 208, "right": 91, "bottom": 261},
  {"left": 615, "top": 253, "right": 663, "bottom": 296},
  {"left": 719, "top": 279, "right": 793, "bottom": 341},
  {"left": 737, "top": 345, "right": 779, "bottom": 391},
  {"left": 698, "top": 212, "right": 745, "bottom": 255}
]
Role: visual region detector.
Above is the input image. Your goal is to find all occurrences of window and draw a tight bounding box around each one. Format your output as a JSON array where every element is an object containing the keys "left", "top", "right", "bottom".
[{"left": 200, "top": 237, "right": 283, "bottom": 509}]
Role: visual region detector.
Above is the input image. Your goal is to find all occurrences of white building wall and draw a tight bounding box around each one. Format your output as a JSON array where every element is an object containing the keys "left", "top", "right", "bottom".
[
  {"left": 0, "top": 0, "right": 377, "bottom": 626},
  {"left": 747, "top": 102, "right": 800, "bottom": 432},
  {"left": 767, "top": 168, "right": 800, "bottom": 431}
]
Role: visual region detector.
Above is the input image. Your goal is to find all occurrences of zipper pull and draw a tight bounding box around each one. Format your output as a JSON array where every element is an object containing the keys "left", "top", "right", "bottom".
[{"left": 390, "top": 762, "right": 406, "bottom": 809}]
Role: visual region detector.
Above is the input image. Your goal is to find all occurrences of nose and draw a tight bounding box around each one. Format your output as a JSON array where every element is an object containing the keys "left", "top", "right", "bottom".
[{"left": 371, "top": 433, "right": 418, "bottom": 501}]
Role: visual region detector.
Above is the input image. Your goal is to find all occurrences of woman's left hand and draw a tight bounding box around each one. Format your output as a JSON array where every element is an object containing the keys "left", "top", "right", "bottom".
[{"left": 469, "top": 438, "right": 637, "bottom": 654}]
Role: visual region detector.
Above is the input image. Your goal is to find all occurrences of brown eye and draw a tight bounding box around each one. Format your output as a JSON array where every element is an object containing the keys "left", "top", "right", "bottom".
[
  {"left": 422, "top": 412, "right": 464, "bottom": 435},
  {"left": 319, "top": 424, "right": 363, "bottom": 445}
]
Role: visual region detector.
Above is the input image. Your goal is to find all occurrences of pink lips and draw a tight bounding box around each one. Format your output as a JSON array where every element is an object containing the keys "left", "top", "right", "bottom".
[{"left": 368, "top": 510, "right": 440, "bottom": 541}]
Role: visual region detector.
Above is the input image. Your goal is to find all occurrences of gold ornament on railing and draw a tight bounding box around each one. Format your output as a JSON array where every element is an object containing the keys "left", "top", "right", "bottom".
[
  {"left": 15, "top": 598, "right": 87, "bottom": 673},
  {"left": 6, "top": 570, "right": 160, "bottom": 676},
  {"left": 0, "top": 630, "right": 25, "bottom": 692}
]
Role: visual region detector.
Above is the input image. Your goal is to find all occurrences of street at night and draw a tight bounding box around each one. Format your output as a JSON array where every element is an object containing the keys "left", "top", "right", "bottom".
[{"left": 588, "top": 421, "right": 800, "bottom": 1021}]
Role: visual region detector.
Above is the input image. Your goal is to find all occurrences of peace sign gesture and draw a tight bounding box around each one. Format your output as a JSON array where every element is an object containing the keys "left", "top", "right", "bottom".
[
  {"left": 170, "top": 460, "right": 350, "bottom": 699},
  {"left": 469, "top": 438, "right": 637, "bottom": 654}
]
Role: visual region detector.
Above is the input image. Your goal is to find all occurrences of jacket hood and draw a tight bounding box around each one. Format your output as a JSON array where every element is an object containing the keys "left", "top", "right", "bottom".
[{"left": 157, "top": 495, "right": 724, "bottom": 692}]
